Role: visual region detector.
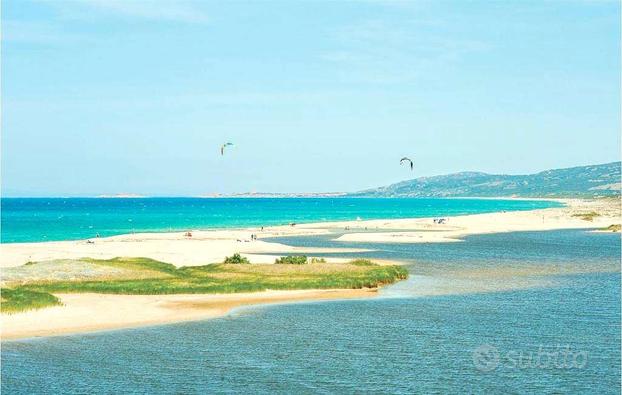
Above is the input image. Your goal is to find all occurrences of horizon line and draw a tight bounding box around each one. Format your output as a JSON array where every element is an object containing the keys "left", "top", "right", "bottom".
[{"left": 2, "top": 160, "right": 619, "bottom": 199}]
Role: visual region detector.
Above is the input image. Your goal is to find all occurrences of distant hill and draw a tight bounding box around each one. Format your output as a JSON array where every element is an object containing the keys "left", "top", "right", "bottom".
[{"left": 349, "top": 162, "right": 621, "bottom": 198}]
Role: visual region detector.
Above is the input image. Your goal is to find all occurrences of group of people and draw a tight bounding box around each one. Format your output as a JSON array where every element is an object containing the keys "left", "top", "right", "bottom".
[{"left": 237, "top": 234, "right": 259, "bottom": 243}]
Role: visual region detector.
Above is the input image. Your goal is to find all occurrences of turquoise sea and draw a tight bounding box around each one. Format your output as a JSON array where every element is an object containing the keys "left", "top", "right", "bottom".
[{"left": 0, "top": 197, "right": 560, "bottom": 243}]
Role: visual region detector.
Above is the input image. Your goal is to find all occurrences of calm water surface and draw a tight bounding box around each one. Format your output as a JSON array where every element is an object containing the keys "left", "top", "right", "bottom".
[{"left": 2, "top": 229, "right": 620, "bottom": 394}]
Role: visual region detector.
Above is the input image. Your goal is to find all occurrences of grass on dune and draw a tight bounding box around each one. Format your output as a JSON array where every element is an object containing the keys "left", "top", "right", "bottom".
[
  {"left": 1, "top": 288, "right": 62, "bottom": 314},
  {"left": 347, "top": 259, "right": 376, "bottom": 266},
  {"left": 81, "top": 257, "right": 180, "bottom": 276},
  {"left": 21, "top": 262, "right": 408, "bottom": 295},
  {"left": 1, "top": 257, "right": 408, "bottom": 312}
]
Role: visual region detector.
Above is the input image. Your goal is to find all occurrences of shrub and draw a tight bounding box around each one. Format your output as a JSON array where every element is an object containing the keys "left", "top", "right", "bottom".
[
  {"left": 223, "top": 253, "right": 250, "bottom": 264},
  {"left": 310, "top": 257, "right": 326, "bottom": 263},
  {"left": 275, "top": 255, "right": 308, "bottom": 265}
]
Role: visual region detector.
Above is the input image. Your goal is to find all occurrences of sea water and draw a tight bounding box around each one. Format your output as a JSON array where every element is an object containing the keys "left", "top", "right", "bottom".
[{"left": 0, "top": 197, "right": 560, "bottom": 243}]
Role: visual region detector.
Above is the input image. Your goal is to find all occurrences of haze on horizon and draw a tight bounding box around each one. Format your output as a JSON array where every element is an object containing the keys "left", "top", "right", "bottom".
[{"left": 2, "top": 0, "right": 620, "bottom": 197}]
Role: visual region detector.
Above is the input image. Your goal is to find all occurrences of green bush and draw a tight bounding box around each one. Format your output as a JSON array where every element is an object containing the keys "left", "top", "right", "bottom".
[
  {"left": 275, "top": 255, "right": 308, "bottom": 265},
  {"left": 223, "top": 253, "right": 250, "bottom": 264}
]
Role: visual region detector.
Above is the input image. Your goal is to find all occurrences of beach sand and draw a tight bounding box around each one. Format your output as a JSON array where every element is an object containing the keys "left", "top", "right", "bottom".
[
  {"left": 1, "top": 289, "right": 377, "bottom": 340},
  {"left": 1, "top": 198, "right": 619, "bottom": 340},
  {"left": 1, "top": 199, "right": 619, "bottom": 268},
  {"left": 0, "top": 230, "right": 368, "bottom": 268},
  {"left": 334, "top": 198, "right": 621, "bottom": 243}
]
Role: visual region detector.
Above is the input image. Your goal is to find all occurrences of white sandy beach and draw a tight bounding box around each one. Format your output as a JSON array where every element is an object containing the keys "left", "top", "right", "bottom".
[
  {"left": 0, "top": 229, "right": 367, "bottom": 268},
  {"left": 334, "top": 198, "right": 620, "bottom": 243},
  {"left": 1, "top": 198, "right": 619, "bottom": 268},
  {"left": 1, "top": 198, "right": 619, "bottom": 340}
]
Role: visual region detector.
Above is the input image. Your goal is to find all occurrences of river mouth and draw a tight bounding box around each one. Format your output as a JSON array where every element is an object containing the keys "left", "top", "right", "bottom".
[{"left": 264, "top": 228, "right": 621, "bottom": 297}]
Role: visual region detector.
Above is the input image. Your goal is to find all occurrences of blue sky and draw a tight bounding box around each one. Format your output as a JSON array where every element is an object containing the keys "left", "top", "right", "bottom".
[{"left": 2, "top": 0, "right": 620, "bottom": 196}]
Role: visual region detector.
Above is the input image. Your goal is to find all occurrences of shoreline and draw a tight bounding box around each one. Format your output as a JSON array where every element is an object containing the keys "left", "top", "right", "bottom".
[
  {"left": 1, "top": 288, "right": 378, "bottom": 341},
  {"left": 1, "top": 196, "right": 563, "bottom": 245},
  {"left": 1, "top": 197, "right": 619, "bottom": 341},
  {"left": 333, "top": 198, "right": 620, "bottom": 243},
  {"left": 1, "top": 198, "right": 619, "bottom": 268}
]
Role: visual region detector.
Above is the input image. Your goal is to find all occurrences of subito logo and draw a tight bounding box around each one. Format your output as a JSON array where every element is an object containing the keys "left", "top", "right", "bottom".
[{"left": 472, "top": 344, "right": 500, "bottom": 372}]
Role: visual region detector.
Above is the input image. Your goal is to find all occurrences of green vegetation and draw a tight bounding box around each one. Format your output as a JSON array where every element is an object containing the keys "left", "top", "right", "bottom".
[
  {"left": 275, "top": 255, "right": 308, "bottom": 265},
  {"left": 602, "top": 224, "right": 621, "bottom": 232},
  {"left": 1, "top": 257, "right": 408, "bottom": 312},
  {"left": 571, "top": 211, "right": 600, "bottom": 221},
  {"left": 1, "top": 288, "right": 62, "bottom": 313},
  {"left": 223, "top": 253, "right": 250, "bottom": 264},
  {"left": 310, "top": 257, "right": 326, "bottom": 263},
  {"left": 349, "top": 161, "right": 621, "bottom": 198},
  {"left": 347, "top": 259, "right": 376, "bottom": 266},
  {"left": 83, "top": 257, "right": 179, "bottom": 276}
]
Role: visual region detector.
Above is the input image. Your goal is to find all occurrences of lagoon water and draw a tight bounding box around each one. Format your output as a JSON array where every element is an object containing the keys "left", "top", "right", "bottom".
[
  {"left": 0, "top": 197, "right": 560, "bottom": 243},
  {"left": 2, "top": 229, "right": 620, "bottom": 394}
]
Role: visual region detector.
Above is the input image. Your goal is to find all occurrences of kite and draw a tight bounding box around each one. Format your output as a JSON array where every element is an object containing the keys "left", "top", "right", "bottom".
[{"left": 400, "top": 157, "right": 414, "bottom": 171}]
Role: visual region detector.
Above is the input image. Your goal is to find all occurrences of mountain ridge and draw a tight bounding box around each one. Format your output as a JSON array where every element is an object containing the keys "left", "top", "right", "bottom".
[{"left": 348, "top": 162, "right": 621, "bottom": 198}]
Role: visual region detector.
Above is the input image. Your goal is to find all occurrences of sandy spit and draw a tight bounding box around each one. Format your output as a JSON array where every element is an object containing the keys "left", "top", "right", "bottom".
[{"left": 1, "top": 289, "right": 377, "bottom": 341}]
